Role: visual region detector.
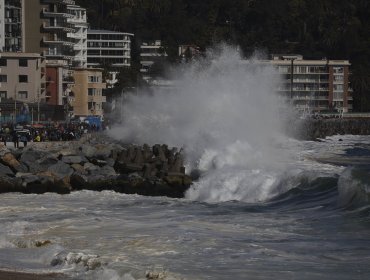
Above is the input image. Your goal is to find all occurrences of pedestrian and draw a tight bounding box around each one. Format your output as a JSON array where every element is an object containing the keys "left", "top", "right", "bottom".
[
  {"left": 1, "top": 134, "right": 6, "bottom": 146},
  {"left": 20, "top": 134, "right": 28, "bottom": 147},
  {"left": 34, "top": 133, "right": 41, "bottom": 142},
  {"left": 12, "top": 131, "right": 19, "bottom": 148}
]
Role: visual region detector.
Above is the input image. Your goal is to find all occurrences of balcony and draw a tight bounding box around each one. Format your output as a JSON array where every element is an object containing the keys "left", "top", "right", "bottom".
[
  {"left": 88, "top": 95, "right": 106, "bottom": 103},
  {"left": 42, "top": 35, "right": 65, "bottom": 45},
  {"left": 42, "top": 9, "right": 72, "bottom": 18},
  {"left": 42, "top": 22, "right": 75, "bottom": 33}
]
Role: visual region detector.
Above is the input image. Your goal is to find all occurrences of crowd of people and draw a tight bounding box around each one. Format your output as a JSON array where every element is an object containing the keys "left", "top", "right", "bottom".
[{"left": 0, "top": 122, "right": 104, "bottom": 148}]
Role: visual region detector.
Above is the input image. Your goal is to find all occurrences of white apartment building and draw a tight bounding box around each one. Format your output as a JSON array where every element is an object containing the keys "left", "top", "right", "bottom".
[
  {"left": 67, "top": 4, "right": 88, "bottom": 68},
  {"left": 0, "top": 0, "right": 22, "bottom": 52},
  {"left": 87, "top": 29, "right": 133, "bottom": 68},
  {"left": 140, "top": 40, "right": 167, "bottom": 77}
]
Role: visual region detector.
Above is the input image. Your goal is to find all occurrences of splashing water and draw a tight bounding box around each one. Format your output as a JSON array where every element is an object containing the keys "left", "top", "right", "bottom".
[{"left": 108, "top": 45, "right": 295, "bottom": 203}]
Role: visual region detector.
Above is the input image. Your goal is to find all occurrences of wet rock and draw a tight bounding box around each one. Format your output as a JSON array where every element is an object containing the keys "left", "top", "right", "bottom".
[{"left": 0, "top": 176, "right": 20, "bottom": 193}]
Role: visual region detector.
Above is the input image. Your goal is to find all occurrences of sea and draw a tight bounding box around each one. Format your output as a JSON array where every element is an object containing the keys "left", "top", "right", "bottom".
[
  {"left": 1, "top": 46, "right": 370, "bottom": 279},
  {"left": 0, "top": 134, "right": 370, "bottom": 280}
]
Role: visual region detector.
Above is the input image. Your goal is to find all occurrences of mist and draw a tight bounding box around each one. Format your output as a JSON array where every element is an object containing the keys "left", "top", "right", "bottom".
[{"left": 108, "top": 45, "right": 295, "bottom": 202}]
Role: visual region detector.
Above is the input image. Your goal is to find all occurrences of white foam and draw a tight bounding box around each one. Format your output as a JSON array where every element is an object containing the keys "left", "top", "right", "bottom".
[{"left": 108, "top": 45, "right": 296, "bottom": 203}]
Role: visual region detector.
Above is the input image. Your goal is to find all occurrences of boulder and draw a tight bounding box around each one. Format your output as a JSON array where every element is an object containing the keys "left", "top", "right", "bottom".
[
  {"left": 70, "top": 163, "right": 87, "bottom": 174},
  {"left": 47, "top": 161, "right": 74, "bottom": 180},
  {"left": 70, "top": 173, "right": 88, "bottom": 189},
  {"left": 83, "top": 162, "right": 99, "bottom": 174},
  {"left": 0, "top": 176, "right": 19, "bottom": 193},
  {"left": 62, "top": 155, "right": 88, "bottom": 165},
  {"left": 164, "top": 173, "right": 192, "bottom": 186},
  {"left": 94, "top": 144, "right": 112, "bottom": 159},
  {"left": 0, "top": 162, "right": 14, "bottom": 177},
  {"left": 80, "top": 145, "right": 97, "bottom": 158},
  {"left": 1, "top": 152, "right": 28, "bottom": 173}
]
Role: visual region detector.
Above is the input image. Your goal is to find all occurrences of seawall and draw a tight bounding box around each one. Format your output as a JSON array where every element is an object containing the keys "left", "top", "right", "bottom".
[{"left": 293, "top": 118, "right": 370, "bottom": 140}]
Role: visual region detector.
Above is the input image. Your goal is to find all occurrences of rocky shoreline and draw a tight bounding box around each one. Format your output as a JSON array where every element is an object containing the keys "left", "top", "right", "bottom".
[{"left": 0, "top": 134, "right": 192, "bottom": 198}]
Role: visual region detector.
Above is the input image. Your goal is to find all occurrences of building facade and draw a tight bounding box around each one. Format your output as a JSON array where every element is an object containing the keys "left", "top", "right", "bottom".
[
  {"left": 0, "top": 52, "right": 46, "bottom": 121},
  {"left": 140, "top": 40, "right": 167, "bottom": 78},
  {"left": 0, "top": 0, "right": 22, "bottom": 52},
  {"left": 266, "top": 55, "right": 352, "bottom": 113},
  {"left": 67, "top": 4, "right": 87, "bottom": 68},
  {"left": 87, "top": 29, "right": 133, "bottom": 69},
  {"left": 71, "top": 68, "right": 106, "bottom": 117}
]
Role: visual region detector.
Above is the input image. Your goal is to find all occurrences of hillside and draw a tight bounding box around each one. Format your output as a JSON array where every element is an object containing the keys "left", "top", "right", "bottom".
[{"left": 76, "top": 0, "right": 370, "bottom": 111}]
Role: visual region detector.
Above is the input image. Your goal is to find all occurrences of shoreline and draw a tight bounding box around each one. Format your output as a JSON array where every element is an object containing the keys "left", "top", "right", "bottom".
[{"left": 0, "top": 270, "right": 69, "bottom": 280}]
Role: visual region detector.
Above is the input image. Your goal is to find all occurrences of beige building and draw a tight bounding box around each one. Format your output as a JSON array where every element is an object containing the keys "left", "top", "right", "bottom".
[
  {"left": 0, "top": 52, "right": 45, "bottom": 103},
  {"left": 264, "top": 55, "right": 352, "bottom": 113},
  {"left": 71, "top": 68, "right": 106, "bottom": 117}
]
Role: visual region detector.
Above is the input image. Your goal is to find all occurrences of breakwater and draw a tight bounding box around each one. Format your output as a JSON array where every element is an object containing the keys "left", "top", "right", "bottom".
[
  {"left": 0, "top": 135, "right": 192, "bottom": 197},
  {"left": 291, "top": 118, "right": 370, "bottom": 140}
]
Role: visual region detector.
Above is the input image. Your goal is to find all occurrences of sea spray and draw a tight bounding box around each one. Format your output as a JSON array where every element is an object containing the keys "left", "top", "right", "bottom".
[{"left": 108, "top": 45, "right": 296, "bottom": 202}]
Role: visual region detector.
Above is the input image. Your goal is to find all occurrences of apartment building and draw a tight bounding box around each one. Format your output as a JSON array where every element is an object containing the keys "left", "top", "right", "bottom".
[
  {"left": 71, "top": 68, "right": 106, "bottom": 117},
  {"left": 87, "top": 29, "right": 133, "bottom": 68},
  {"left": 0, "top": 0, "right": 22, "bottom": 52},
  {"left": 266, "top": 55, "right": 352, "bottom": 113},
  {"left": 0, "top": 52, "right": 46, "bottom": 120},
  {"left": 140, "top": 40, "right": 167, "bottom": 78},
  {"left": 67, "top": 4, "right": 87, "bottom": 68},
  {"left": 22, "top": 0, "right": 79, "bottom": 65}
]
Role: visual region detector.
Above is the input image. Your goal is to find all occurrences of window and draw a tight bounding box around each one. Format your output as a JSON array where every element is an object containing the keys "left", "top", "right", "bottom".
[
  {"left": 19, "top": 59, "right": 28, "bottom": 67},
  {"left": 0, "top": 59, "right": 7, "bottom": 66},
  {"left": 334, "top": 75, "right": 343, "bottom": 82},
  {"left": 18, "top": 91, "right": 28, "bottom": 99},
  {"left": 334, "top": 84, "right": 343, "bottom": 91},
  {"left": 333, "top": 67, "right": 344, "bottom": 74},
  {"left": 0, "top": 91, "right": 7, "bottom": 98},
  {"left": 88, "top": 75, "right": 100, "bottom": 83},
  {"left": 19, "top": 75, "right": 28, "bottom": 83},
  {"left": 88, "top": 88, "right": 96, "bottom": 96},
  {"left": 0, "top": 75, "right": 7, "bottom": 82}
]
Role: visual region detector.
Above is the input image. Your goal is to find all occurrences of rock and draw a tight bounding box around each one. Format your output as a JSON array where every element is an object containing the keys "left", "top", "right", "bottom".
[
  {"left": 62, "top": 155, "right": 88, "bottom": 164},
  {"left": 58, "top": 149, "right": 76, "bottom": 157},
  {"left": 70, "top": 173, "right": 88, "bottom": 189},
  {"left": 80, "top": 144, "right": 97, "bottom": 158},
  {"left": 90, "top": 158, "right": 107, "bottom": 167},
  {"left": 94, "top": 144, "right": 112, "bottom": 159},
  {"left": 83, "top": 162, "right": 99, "bottom": 173},
  {"left": 0, "top": 162, "right": 14, "bottom": 176},
  {"left": 142, "top": 144, "right": 153, "bottom": 160},
  {"left": 0, "top": 176, "right": 19, "bottom": 193},
  {"left": 71, "top": 163, "right": 87, "bottom": 174},
  {"left": 164, "top": 173, "right": 192, "bottom": 186},
  {"left": 133, "top": 148, "right": 144, "bottom": 164},
  {"left": 20, "top": 149, "right": 48, "bottom": 173},
  {"left": 1, "top": 152, "right": 27, "bottom": 173},
  {"left": 47, "top": 161, "right": 74, "bottom": 180},
  {"left": 38, "top": 156, "right": 59, "bottom": 168}
]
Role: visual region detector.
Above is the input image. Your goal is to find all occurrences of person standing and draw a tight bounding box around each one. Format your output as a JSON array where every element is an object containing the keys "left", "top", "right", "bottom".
[{"left": 12, "top": 131, "right": 19, "bottom": 148}]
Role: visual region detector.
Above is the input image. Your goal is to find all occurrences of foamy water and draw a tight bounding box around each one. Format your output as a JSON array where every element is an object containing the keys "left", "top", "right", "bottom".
[
  {"left": 0, "top": 137, "right": 369, "bottom": 279},
  {"left": 1, "top": 46, "right": 370, "bottom": 279}
]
